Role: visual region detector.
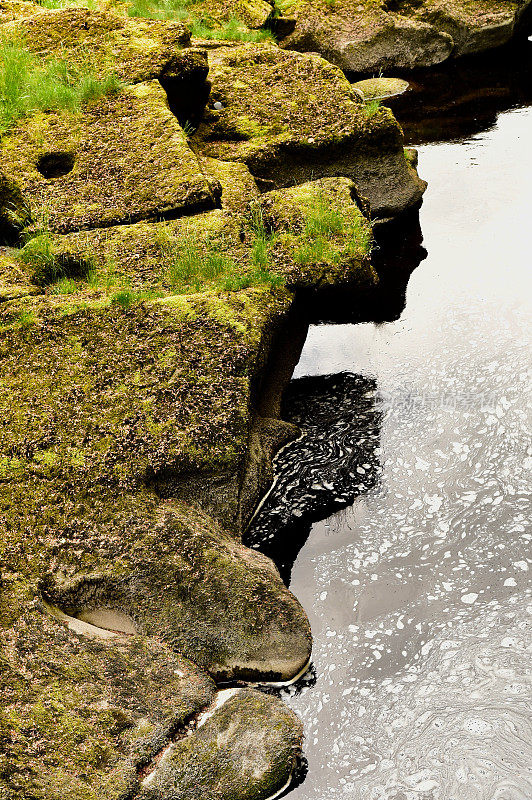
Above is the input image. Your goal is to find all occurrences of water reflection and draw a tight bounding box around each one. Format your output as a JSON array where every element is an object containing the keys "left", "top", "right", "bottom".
[
  {"left": 246, "top": 373, "right": 382, "bottom": 584},
  {"left": 387, "top": 36, "right": 532, "bottom": 145}
]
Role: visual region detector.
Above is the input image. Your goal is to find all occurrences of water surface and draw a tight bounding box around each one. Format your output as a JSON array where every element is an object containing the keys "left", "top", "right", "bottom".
[{"left": 258, "top": 51, "right": 532, "bottom": 800}]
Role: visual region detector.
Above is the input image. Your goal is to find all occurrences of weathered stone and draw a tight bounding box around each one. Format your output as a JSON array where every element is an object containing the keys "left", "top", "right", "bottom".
[
  {"left": 412, "top": 0, "right": 532, "bottom": 57},
  {"left": 0, "top": 0, "right": 43, "bottom": 24},
  {"left": 281, "top": 9, "right": 453, "bottom": 72},
  {"left": 194, "top": 44, "right": 426, "bottom": 217},
  {"left": 138, "top": 689, "right": 302, "bottom": 800},
  {"left": 0, "top": 81, "right": 221, "bottom": 234},
  {"left": 277, "top": 0, "right": 532, "bottom": 73},
  {"left": 1, "top": 583, "right": 216, "bottom": 800}
]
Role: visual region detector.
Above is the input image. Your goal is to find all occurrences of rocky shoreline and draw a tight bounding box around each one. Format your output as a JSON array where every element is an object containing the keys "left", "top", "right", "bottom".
[{"left": 0, "top": 2, "right": 528, "bottom": 798}]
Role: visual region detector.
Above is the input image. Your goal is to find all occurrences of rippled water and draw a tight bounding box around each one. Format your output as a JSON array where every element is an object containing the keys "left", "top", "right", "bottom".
[{"left": 251, "top": 55, "right": 532, "bottom": 800}]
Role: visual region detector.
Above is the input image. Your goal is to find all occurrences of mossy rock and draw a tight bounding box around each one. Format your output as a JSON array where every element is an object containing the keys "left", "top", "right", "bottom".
[
  {"left": 1, "top": 7, "right": 200, "bottom": 84},
  {"left": 190, "top": 0, "right": 273, "bottom": 28},
  {"left": 193, "top": 43, "right": 426, "bottom": 218},
  {"left": 39, "top": 500, "right": 312, "bottom": 682},
  {"left": 0, "top": 81, "right": 221, "bottom": 234},
  {"left": 16, "top": 173, "right": 375, "bottom": 295},
  {"left": 0, "top": 0, "right": 44, "bottom": 24},
  {"left": 0, "top": 583, "right": 216, "bottom": 800},
  {"left": 138, "top": 689, "right": 303, "bottom": 800},
  {"left": 280, "top": 5, "right": 453, "bottom": 72},
  {"left": 259, "top": 177, "right": 376, "bottom": 288},
  {"left": 353, "top": 76, "right": 410, "bottom": 100},
  {"left": 411, "top": 0, "right": 531, "bottom": 57}
]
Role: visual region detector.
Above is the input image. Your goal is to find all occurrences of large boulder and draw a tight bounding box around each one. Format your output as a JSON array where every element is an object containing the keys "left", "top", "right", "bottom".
[
  {"left": 39, "top": 501, "right": 312, "bottom": 683},
  {"left": 194, "top": 44, "right": 426, "bottom": 218},
  {"left": 277, "top": 0, "right": 532, "bottom": 73},
  {"left": 281, "top": 8, "right": 453, "bottom": 72},
  {"left": 138, "top": 689, "right": 303, "bottom": 800},
  {"left": 411, "top": 0, "right": 532, "bottom": 57}
]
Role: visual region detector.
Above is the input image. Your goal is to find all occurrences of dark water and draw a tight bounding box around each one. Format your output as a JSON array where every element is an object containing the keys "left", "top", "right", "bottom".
[{"left": 249, "top": 43, "right": 532, "bottom": 800}]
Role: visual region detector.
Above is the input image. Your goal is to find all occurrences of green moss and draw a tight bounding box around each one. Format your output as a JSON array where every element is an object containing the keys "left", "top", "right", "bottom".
[{"left": 2, "top": 7, "right": 192, "bottom": 84}]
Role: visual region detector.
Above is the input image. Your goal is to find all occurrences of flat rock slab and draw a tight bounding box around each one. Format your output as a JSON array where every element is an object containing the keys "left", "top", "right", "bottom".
[
  {"left": 353, "top": 77, "right": 410, "bottom": 100},
  {"left": 1, "top": 7, "right": 198, "bottom": 83},
  {"left": 0, "top": 81, "right": 221, "bottom": 233},
  {"left": 138, "top": 688, "right": 303, "bottom": 800}
]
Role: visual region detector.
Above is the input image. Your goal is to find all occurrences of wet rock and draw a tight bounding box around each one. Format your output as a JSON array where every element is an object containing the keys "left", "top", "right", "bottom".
[
  {"left": 195, "top": 44, "right": 426, "bottom": 218},
  {"left": 0, "top": 81, "right": 221, "bottom": 233},
  {"left": 138, "top": 689, "right": 303, "bottom": 800}
]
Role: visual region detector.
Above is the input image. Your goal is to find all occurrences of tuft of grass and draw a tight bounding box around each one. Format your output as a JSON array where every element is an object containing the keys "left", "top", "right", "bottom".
[
  {"left": 111, "top": 289, "right": 135, "bottom": 308},
  {"left": 16, "top": 232, "right": 60, "bottom": 284},
  {"left": 50, "top": 277, "right": 79, "bottom": 295},
  {"left": 362, "top": 99, "right": 382, "bottom": 119},
  {"left": 294, "top": 193, "right": 372, "bottom": 267},
  {"left": 158, "top": 219, "right": 283, "bottom": 295},
  {"left": 127, "top": 0, "right": 274, "bottom": 41},
  {"left": 0, "top": 36, "right": 122, "bottom": 133},
  {"left": 190, "top": 17, "right": 275, "bottom": 42},
  {"left": 15, "top": 310, "right": 36, "bottom": 329},
  {"left": 127, "top": 0, "right": 189, "bottom": 20},
  {"left": 165, "top": 235, "right": 237, "bottom": 291}
]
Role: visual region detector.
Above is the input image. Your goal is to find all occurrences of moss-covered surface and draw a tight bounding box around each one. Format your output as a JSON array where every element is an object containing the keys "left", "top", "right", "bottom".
[
  {"left": 2, "top": 6, "right": 196, "bottom": 83},
  {"left": 353, "top": 76, "right": 409, "bottom": 100},
  {"left": 138, "top": 688, "right": 303, "bottom": 800},
  {"left": 193, "top": 43, "right": 426, "bottom": 216},
  {"left": 0, "top": 81, "right": 220, "bottom": 234},
  {"left": 0, "top": 8, "right": 427, "bottom": 797},
  {"left": 1, "top": 598, "right": 216, "bottom": 800},
  {"left": 0, "top": 284, "right": 310, "bottom": 795}
]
